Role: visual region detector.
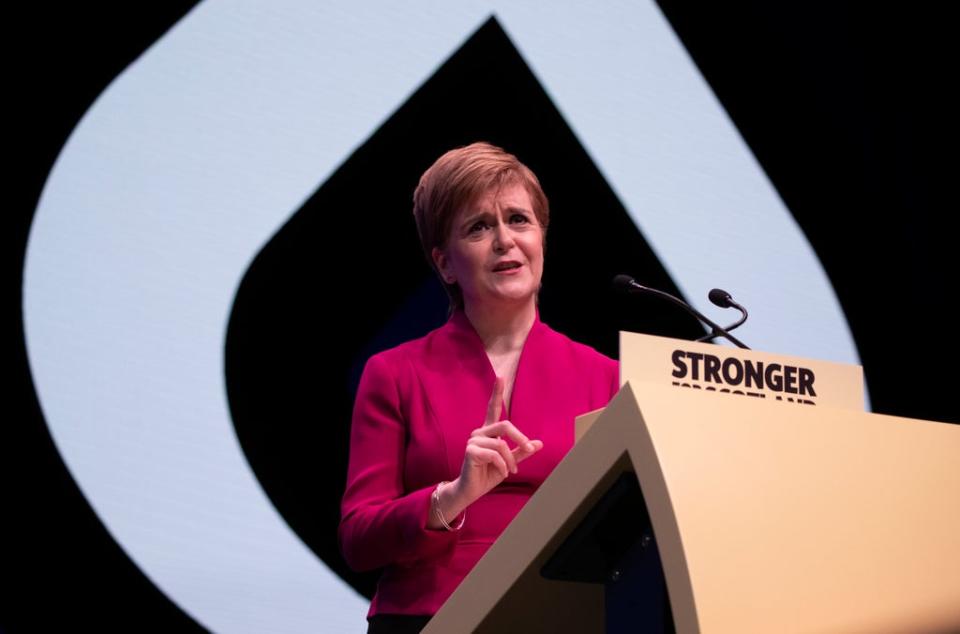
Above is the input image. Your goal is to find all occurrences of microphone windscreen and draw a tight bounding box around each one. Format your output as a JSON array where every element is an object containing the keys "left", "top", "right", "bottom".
[
  {"left": 612, "top": 274, "right": 637, "bottom": 293},
  {"left": 708, "top": 288, "right": 733, "bottom": 308}
]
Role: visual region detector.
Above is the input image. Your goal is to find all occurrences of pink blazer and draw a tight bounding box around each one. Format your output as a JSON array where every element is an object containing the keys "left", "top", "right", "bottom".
[{"left": 339, "top": 310, "right": 619, "bottom": 617}]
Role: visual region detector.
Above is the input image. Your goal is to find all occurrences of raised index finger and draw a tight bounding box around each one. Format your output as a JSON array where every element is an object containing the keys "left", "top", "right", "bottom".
[{"left": 485, "top": 376, "right": 504, "bottom": 426}]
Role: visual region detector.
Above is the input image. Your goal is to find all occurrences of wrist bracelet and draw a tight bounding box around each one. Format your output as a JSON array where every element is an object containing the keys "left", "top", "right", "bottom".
[{"left": 432, "top": 481, "right": 465, "bottom": 531}]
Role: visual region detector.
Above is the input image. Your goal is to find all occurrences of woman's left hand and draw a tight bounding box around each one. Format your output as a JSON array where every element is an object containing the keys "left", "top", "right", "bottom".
[{"left": 429, "top": 376, "right": 543, "bottom": 528}]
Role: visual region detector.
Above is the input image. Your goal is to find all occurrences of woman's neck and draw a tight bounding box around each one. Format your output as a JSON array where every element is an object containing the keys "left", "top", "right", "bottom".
[{"left": 463, "top": 299, "right": 536, "bottom": 356}]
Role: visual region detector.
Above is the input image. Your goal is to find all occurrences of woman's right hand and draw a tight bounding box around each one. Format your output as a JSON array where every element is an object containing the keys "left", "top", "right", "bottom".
[{"left": 431, "top": 376, "right": 544, "bottom": 527}]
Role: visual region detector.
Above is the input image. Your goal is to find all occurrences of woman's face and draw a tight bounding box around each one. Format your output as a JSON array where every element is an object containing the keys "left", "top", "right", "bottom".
[{"left": 432, "top": 182, "right": 545, "bottom": 312}]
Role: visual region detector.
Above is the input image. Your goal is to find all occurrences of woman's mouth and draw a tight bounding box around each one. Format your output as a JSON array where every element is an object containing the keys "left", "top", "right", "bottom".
[{"left": 493, "top": 261, "right": 522, "bottom": 274}]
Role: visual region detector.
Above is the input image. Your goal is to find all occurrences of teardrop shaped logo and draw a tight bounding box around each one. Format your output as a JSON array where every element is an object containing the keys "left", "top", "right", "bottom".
[{"left": 23, "top": 3, "right": 859, "bottom": 631}]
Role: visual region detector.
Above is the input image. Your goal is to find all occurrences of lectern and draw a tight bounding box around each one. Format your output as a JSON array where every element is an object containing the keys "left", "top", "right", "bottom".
[{"left": 423, "top": 333, "right": 960, "bottom": 633}]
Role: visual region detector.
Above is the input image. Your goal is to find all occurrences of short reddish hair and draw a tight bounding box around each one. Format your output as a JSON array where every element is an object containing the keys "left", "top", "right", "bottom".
[{"left": 413, "top": 142, "right": 550, "bottom": 309}]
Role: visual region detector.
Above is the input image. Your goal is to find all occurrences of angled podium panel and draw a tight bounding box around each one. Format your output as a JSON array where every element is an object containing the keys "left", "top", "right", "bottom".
[
  {"left": 626, "top": 382, "right": 960, "bottom": 633},
  {"left": 424, "top": 335, "right": 960, "bottom": 633},
  {"left": 423, "top": 384, "right": 664, "bottom": 633}
]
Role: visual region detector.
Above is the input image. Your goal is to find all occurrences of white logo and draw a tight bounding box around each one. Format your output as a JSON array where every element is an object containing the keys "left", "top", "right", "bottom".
[{"left": 23, "top": 2, "right": 859, "bottom": 632}]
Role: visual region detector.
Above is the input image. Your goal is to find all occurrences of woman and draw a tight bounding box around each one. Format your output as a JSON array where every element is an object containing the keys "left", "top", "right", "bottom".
[{"left": 339, "top": 142, "right": 619, "bottom": 633}]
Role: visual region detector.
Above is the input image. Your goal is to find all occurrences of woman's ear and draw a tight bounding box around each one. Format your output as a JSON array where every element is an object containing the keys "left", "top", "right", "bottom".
[{"left": 432, "top": 247, "right": 455, "bottom": 284}]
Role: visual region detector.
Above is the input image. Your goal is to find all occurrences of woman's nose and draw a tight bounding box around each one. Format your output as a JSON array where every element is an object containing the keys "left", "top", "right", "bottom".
[{"left": 492, "top": 222, "right": 515, "bottom": 252}]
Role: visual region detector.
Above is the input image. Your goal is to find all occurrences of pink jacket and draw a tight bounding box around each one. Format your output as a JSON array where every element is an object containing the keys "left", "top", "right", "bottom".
[{"left": 339, "top": 310, "right": 619, "bottom": 616}]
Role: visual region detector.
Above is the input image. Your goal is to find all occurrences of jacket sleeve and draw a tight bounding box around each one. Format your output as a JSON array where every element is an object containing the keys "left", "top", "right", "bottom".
[
  {"left": 609, "top": 357, "right": 621, "bottom": 401},
  {"left": 339, "top": 353, "right": 458, "bottom": 572}
]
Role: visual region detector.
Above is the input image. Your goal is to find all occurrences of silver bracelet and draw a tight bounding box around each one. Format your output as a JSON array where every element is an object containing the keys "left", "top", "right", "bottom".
[{"left": 432, "top": 481, "right": 465, "bottom": 531}]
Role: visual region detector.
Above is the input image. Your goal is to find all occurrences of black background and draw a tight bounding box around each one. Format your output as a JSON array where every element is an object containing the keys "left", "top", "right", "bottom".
[{"left": 6, "top": 3, "right": 954, "bottom": 631}]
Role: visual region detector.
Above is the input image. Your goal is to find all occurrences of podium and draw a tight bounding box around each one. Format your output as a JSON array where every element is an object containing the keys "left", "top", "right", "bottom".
[{"left": 423, "top": 333, "right": 960, "bottom": 633}]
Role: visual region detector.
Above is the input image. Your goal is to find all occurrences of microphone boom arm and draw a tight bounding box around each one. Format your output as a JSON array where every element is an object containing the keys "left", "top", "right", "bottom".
[
  {"left": 614, "top": 276, "right": 751, "bottom": 349},
  {"left": 696, "top": 299, "right": 748, "bottom": 343}
]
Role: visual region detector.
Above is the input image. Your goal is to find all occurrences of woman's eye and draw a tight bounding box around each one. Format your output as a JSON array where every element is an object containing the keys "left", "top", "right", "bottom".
[
  {"left": 468, "top": 221, "right": 488, "bottom": 233},
  {"left": 510, "top": 213, "right": 530, "bottom": 224}
]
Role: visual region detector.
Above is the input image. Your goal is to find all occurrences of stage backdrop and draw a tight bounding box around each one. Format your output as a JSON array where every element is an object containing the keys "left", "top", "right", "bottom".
[{"left": 7, "top": 2, "right": 953, "bottom": 632}]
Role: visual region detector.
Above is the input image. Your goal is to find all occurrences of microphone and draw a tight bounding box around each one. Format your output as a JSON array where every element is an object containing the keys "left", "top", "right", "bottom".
[
  {"left": 698, "top": 288, "right": 749, "bottom": 343},
  {"left": 613, "top": 275, "right": 750, "bottom": 349},
  {"left": 708, "top": 288, "right": 734, "bottom": 308}
]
